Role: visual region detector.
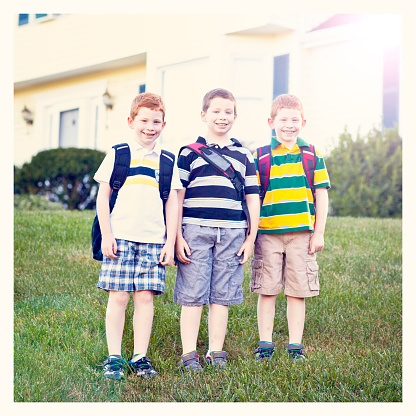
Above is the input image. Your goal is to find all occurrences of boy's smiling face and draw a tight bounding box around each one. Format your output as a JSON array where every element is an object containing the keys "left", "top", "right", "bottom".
[
  {"left": 201, "top": 97, "right": 237, "bottom": 139},
  {"left": 269, "top": 107, "right": 306, "bottom": 149},
  {"left": 127, "top": 107, "right": 166, "bottom": 149}
]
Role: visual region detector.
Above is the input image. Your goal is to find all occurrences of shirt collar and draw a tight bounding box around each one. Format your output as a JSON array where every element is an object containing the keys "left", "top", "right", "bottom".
[
  {"left": 270, "top": 136, "right": 308, "bottom": 150},
  {"left": 127, "top": 138, "right": 161, "bottom": 156},
  {"left": 197, "top": 136, "right": 242, "bottom": 148}
]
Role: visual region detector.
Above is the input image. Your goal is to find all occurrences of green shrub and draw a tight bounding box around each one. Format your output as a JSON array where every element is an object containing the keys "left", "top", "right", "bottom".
[
  {"left": 325, "top": 127, "right": 402, "bottom": 218},
  {"left": 14, "top": 194, "right": 64, "bottom": 211},
  {"left": 14, "top": 147, "right": 106, "bottom": 210}
]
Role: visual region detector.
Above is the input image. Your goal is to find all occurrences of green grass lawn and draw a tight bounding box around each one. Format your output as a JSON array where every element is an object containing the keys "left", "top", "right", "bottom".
[{"left": 14, "top": 211, "right": 402, "bottom": 402}]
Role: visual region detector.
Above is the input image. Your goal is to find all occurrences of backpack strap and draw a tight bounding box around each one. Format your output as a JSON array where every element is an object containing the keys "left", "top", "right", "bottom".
[
  {"left": 180, "top": 142, "right": 251, "bottom": 234},
  {"left": 299, "top": 144, "right": 317, "bottom": 208},
  {"left": 92, "top": 142, "right": 130, "bottom": 261},
  {"left": 108, "top": 143, "right": 131, "bottom": 212},
  {"left": 159, "top": 149, "right": 175, "bottom": 223},
  {"left": 257, "top": 145, "right": 272, "bottom": 206}
]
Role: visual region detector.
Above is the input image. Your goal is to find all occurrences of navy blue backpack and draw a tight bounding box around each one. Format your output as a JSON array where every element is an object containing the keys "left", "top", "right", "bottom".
[{"left": 91, "top": 143, "right": 175, "bottom": 261}]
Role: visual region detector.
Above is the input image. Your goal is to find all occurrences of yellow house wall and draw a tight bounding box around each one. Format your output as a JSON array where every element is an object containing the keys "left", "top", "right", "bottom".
[
  {"left": 14, "top": 63, "right": 146, "bottom": 166},
  {"left": 14, "top": 14, "right": 400, "bottom": 165}
]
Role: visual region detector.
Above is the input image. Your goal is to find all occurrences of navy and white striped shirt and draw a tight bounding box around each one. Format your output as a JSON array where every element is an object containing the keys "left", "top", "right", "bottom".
[{"left": 178, "top": 136, "right": 259, "bottom": 228}]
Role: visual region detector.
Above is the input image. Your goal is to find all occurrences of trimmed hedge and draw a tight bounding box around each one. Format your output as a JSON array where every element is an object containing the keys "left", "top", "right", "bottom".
[{"left": 14, "top": 147, "right": 106, "bottom": 210}]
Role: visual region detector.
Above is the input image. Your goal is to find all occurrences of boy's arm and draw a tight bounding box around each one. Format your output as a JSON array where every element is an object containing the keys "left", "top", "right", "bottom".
[
  {"left": 96, "top": 182, "right": 118, "bottom": 259},
  {"left": 237, "top": 193, "right": 260, "bottom": 264},
  {"left": 159, "top": 189, "right": 179, "bottom": 266},
  {"left": 309, "top": 187, "right": 329, "bottom": 254},
  {"left": 175, "top": 188, "right": 191, "bottom": 264}
]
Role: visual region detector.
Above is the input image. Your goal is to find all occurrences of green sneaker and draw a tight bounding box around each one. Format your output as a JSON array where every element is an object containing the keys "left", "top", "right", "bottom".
[
  {"left": 180, "top": 350, "right": 203, "bottom": 373},
  {"left": 103, "top": 356, "right": 127, "bottom": 380},
  {"left": 253, "top": 341, "right": 276, "bottom": 361},
  {"left": 128, "top": 356, "right": 157, "bottom": 378},
  {"left": 205, "top": 350, "right": 227, "bottom": 369},
  {"left": 286, "top": 344, "right": 307, "bottom": 362}
]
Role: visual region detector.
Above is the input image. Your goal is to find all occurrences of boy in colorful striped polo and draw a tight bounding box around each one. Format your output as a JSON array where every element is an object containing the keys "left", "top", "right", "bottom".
[
  {"left": 251, "top": 94, "right": 330, "bottom": 362},
  {"left": 94, "top": 93, "right": 182, "bottom": 380},
  {"left": 174, "top": 88, "right": 260, "bottom": 372}
]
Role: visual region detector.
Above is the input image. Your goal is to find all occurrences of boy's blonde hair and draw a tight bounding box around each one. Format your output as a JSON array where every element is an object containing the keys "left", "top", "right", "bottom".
[
  {"left": 202, "top": 88, "right": 237, "bottom": 114},
  {"left": 130, "top": 92, "right": 166, "bottom": 120},
  {"left": 271, "top": 94, "right": 304, "bottom": 120}
]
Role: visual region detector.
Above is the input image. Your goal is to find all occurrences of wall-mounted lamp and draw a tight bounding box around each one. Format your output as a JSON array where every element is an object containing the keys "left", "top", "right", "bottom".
[
  {"left": 103, "top": 89, "right": 113, "bottom": 110},
  {"left": 22, "top": 106, "right": 33, "bottom": 125}
]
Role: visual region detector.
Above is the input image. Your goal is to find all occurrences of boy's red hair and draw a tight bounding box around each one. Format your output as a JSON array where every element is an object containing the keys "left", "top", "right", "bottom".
[
  {"left": 130, "top": 92, "right": 166, "bottom": 120},
  {"left": 271, "top": 94, "right": 304, "bottom": 120}
]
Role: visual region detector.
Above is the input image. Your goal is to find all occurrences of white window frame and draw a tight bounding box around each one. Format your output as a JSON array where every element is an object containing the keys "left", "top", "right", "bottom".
[{"left": 33, "top": 81, "right": 107, "bottom": 153}]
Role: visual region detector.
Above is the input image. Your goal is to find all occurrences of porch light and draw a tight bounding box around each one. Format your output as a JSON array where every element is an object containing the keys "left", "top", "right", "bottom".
[
  {"left": 22, "top": 106, "right": 33, "bottom": 125},
  {"left": 103, "top": 89, "right": 113, "bottom": 110}
]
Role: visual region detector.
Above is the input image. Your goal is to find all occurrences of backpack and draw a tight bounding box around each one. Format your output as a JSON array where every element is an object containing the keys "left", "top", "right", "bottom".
[
  {"left": 91, "top": 143, "right": 175, "bottom": 261},
  {"left": 257, "top": 143, "right": 317, "bottom": 207},
  {"left": 180, "top": 138, "right": 251, "bottom": 234}
]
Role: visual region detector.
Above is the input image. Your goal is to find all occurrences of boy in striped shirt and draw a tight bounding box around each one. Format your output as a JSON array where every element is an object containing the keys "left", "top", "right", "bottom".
[
  {"left": 174, "top": 88, "right": 260, "bottom": 372},
  {"left": 251, "top": 94, "right": 330, "bottom": 362}
]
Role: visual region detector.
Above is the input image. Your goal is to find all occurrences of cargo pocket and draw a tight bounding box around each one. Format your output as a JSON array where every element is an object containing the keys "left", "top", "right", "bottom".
[
  {"left": 250, "top": 258, "right": 264, "bottom": 290},
  {"left": 307, "top": 260, "right": 319, "bottom": 291}
]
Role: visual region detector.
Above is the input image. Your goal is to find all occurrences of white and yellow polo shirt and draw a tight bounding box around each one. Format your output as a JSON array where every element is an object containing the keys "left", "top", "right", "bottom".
[{"left": 94, "top": 139, "right": 182, "bottom": 244}]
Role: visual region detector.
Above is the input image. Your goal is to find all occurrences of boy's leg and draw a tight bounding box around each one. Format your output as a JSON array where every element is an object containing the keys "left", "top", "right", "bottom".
[
  {"left": 286, "top": 295, "right": 305, "bottom": 344},
  {"left": 257, "top": 294, "right": 278, "bottom": 342},
  {"left": 181, "top": 305, "right": 203, "bottom": 354},
  {"left": 106, "top": 290, "right": 130, "bottom": 356},
  {"left": 208, "top": 303, "right": 229, "bottom": 352},
  {"left": 132, "top": 290, "right": 154, "bottom": 356}
]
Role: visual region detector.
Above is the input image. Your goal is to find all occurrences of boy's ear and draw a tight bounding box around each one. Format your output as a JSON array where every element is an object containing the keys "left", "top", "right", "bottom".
[
  {"left": 268, "top": 118, "right": 275, "bottom": 128},
  {"left": 302, "top": 119, "right": 306, "bottom": 128},
  {"left": 127, "top": 116, "right": 134, "bottom": 128}
]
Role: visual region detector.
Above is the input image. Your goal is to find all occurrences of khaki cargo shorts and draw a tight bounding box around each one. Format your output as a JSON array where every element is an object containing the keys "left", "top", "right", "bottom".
[{"left": 250, "top": 231, "right": 319, "bottom": 298}]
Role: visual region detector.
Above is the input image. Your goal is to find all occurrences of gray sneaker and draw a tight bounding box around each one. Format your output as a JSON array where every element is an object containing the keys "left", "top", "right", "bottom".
[
  {"left": 180, "top": 350, "right": 203, "bottom": 373},
  {"left": 205, "top": 350, "right": 228, "bottom": 368}
]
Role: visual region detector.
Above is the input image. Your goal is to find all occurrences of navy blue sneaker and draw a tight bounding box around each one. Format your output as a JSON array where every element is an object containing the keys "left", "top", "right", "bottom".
[
  {"left": 286, "top": 344, "right": 307, "bottom": 362},
  {"left": 253, "top": 341, "right": 276, "bottom": 361},
  {"left": 103, "top": 356, "right": 127, "bottom": 380},
  {"left": 128, "top": 356, "right": 157, "bottom": 378}
]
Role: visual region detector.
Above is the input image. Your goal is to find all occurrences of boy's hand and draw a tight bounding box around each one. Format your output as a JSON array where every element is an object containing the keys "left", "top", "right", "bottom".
[
  {"left": 309, "top": 232, "right": 324, "bottom": 254},
  {"left": 160, "top": 242, "right": 175, "bottom": 266},
  {"left": 101, "top": 234, "right": 117, "bottom": 259},
  {"left": 175, "top": 236, "right": 191, "bottom": 264},
  {"left": 237, "top": 238, "right": 255, "bottom": 265}
]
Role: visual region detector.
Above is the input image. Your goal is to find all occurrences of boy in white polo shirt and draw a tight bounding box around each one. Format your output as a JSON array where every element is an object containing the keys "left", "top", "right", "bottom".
[{"left": 94, "top": 93, "right": 182, "bottom": 380}]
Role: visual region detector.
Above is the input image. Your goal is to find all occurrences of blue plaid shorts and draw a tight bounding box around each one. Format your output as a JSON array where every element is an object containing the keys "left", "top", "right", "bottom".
[{"left": 97, "top": 239, "right": 165, "bottom": 294}]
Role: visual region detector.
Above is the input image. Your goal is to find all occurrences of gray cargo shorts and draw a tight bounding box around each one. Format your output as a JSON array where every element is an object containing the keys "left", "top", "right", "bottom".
[{"left": 174, "top": 224, "right": 246, "bottom": 306}]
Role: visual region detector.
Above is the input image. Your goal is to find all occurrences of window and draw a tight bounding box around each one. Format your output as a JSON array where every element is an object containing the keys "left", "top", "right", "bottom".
[
  {"left": 139, "top": 84, "right": 146, "bottom": 94},
  {"left": 273, "top": 54, "right": 289, "bottom": 99},
  {"left": 59, "top": 109, "right": 79, "bottom": 148},
  {"left": 18, "top": 14, "right": 29, "bottom": 26},
  {"left": 17, "top": 14, "right": 60, "bottom": 26},
  {"left": 382, "top": 45, "right": 400, "bottom": 129},
  {"left": 272, "top": 54, "right": 289, "bottom": 136}
]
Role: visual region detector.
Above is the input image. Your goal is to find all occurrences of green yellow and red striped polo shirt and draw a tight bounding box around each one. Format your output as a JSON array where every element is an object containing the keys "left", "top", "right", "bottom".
[{"left": 254, "top": 136, "right": 330, "bottom": 234}]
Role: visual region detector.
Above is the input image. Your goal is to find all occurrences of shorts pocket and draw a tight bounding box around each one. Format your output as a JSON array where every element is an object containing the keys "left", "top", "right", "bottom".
[
  {"left": 306, "top": 260, "right": 319, "bottom": 291},
  {"left": 250, "top": 258, "right": 264, "bottom": 290}
]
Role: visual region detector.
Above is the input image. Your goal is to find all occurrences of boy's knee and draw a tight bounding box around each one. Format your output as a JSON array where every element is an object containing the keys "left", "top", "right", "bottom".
[
  {"left": 134, "top": 290, "right": 154, "bottom": 304},
  {"left": 108, "top": 291, "right": 130, "bottom": 308}
]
